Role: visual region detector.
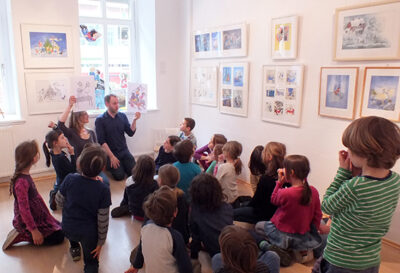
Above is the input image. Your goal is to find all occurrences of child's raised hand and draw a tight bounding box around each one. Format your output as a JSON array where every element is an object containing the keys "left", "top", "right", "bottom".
[
  {"left": 48, "top": 121, "right": 56, "bottom": 129},
  {"left": 69, "top": 96, "right": 76, "bottom": 107},
  {"left": 91, "top": 245, "right": 102, "bottom": 260},
  {"left": 31, "top": 229, "right": 44, "bottom": 245},
  {"left": 339, "top": 150, "right": 350, "bottom": 170}
]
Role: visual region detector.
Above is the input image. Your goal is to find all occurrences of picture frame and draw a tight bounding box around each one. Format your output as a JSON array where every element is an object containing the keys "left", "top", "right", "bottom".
[
  {"left": 334, "top": 1, "right": 400, "bottom": 61},
  {"left": 21, "top": 24, "right": 74, "bottom": 68},
  {"left": 191, "top": 65, "right": 218, "bottom": 107},
  {"left": 193, "top": 23, "right": 247, "bottom": 59},
  {"left": 271, "top": 15, "right": 298, "bottom": 60},
  {"left": 24, "top": 70, "right": 74, "bottom": 115},
  {"left": 319, "top": 67, "right": 359, "bottom": 120},
  {"left": 262, "top": 65, "right": 304, "bottom": 127},
  {"left": 360, "top": 67, "right": 400, "bottom": 122},
  {"left": 219, "top": 62, "right": 249, "bottom": 117}
]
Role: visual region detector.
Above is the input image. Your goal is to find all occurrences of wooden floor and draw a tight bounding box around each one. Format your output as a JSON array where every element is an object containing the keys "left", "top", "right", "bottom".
[{"left": 0, "top": 175, "right": 399, "bottom": 273}]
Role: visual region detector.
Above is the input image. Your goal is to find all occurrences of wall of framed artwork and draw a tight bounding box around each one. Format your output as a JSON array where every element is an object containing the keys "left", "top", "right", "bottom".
[
  {"left": 271, "top": 15, "right": 298, "bottom": 60},
  {"left": 193, "top": 23, "right": 247, "bottom": 59},
  {"left": 319, "top": 67, "right": 359, "bottom": 120},
  {"left": 360, "top": 67, "right": 400, "bottom": 121},
  {"left": 191, "top": 65, "right": 218, "bottom": 107},
  {"left": 334, "top": 1, "right": 400, "bottom": 61},
  {"left": 21, "top": 24, "right": 74, "bottom": 68},
  {"left": 262, "top": 65, "right": 304, "bottom": 127},
  {"left": 219, "top": 62, "right": 249, "bottom": 117},
  {"left": 24, "top": 70, "right": 73, "bottom": 115}
]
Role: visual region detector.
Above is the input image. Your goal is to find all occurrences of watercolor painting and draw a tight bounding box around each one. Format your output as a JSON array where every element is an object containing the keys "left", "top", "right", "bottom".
[
  {"left": 367, "top": 75, "right": 399, "bottom": 111},
  {"left": 274, "top": 101, "right": 284, "bottom": 115},
  {"left": 285, "top": 104, "right": 295, "bottom": 115},
  {"left": 274, "top": 23, "right": 291, "bottom": 51},
  {"left": 223, "top": 29, "right": 242, "bottom": 50},
  {"left": 222, "top": 89, "right": 232, "bottom": 107},
  {"left": 71, "top": 76, "right": 96, "bottom": 111},
  {"left": 195, "top": 33, "right": 210, "bottom": 52},
  {"left": 266, "top": 70, "right": 275, "bottom": 84},
  {"left": 271, "top": 16, "right": 298, "bottom": 59},
  {"left": 286, "top": 87, "right": 296, "bottom": 100},
  {"left": 266, "top": 89, "right": 275, "bottom": 97},
  {"left": 233, "top": 90, "right": 243, "bottom": 108},
  {"left": 325, "top": 75, "right": 350, "bottom": 109},
  {"left": 276, "top": 88, "right": 285, "bottom": 96},
  {"left": 223, "top": 67, "right": 232, "bottom": 85},
  {"left": 212, "top": 32, "right": 221, "bottom": 51},
  {"left": 29, "top": 32, "right": 68, "bottom": 57},
  {"left": 233, "top": 67, "right": 244, "bottom": 87},
  {"left": 286, "top": 70, "right": 297, "bottom": 85},
  {"left": 342, "top": 14, "right": 389, "bottom": 50},
  {"left": 265, "top": 102, "right": 273, "bottom": 112},
  {"left": 277, "top": 70, "right": 286, "bottom": 85},
  {"left": 127, "top": 83, "right": 147, "bottom": 113}
]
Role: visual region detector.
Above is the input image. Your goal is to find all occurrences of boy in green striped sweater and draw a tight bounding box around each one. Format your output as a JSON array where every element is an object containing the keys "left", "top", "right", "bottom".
[{"left": 313, "top": 116, "right": 400, "bottom": 273}]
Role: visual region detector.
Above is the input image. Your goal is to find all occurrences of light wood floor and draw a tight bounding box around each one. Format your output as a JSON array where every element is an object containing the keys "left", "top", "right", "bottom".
[{"left": 0, "top": 175, "right": 399, "bottom": 273}]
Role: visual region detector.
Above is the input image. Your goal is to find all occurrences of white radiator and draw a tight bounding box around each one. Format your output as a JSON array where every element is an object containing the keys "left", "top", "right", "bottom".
[{"left": 0, "top": 126, "right": 15, "bottom": 178}]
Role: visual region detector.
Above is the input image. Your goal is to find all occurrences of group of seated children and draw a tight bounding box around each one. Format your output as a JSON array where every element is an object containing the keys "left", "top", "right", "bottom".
[{"left": 3, "top": 115, "right": 400, "bottom": 273}]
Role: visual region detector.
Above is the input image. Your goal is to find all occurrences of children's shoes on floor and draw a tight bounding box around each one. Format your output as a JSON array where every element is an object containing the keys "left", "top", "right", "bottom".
[
  {"left": 2, "top": 229, "right": 22, "bottom": 251},
  {"left": 70, "top": 246, "right": 81, "bottom": 261}
]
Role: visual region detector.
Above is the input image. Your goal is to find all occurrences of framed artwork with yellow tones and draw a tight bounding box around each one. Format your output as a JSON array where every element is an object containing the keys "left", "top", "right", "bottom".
[{"left": 271, "top": 15, "right": 298, "bottom": 60}]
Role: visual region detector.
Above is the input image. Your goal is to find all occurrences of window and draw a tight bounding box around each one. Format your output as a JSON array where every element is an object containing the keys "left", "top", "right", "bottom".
[
  {"left": 0, "top": 0, "right": 19, "bottom": 122},
  {"left": 79, "top": 0, "right": 138, "bottom": 111}
]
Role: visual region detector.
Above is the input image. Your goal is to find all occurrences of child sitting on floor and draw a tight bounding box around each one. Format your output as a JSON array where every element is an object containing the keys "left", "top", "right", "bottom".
[
  {"left": 205, "top": 144, "right": 224, "bottom": 176},
  {"left": 155, "top": 135, "right": 181, "bottom": 173}
]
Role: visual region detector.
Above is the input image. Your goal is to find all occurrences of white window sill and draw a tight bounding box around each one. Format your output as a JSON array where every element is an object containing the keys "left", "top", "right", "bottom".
[
  {"left": 88, "top": 108, "right": 159, "bottom": 118},
  {"left": 0, "top": 117, "right": 25, "bottom": 127}
]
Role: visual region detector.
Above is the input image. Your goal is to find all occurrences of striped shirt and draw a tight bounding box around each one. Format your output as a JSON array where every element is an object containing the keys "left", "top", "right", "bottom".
[{"left": 321, "top": 168, "right": 400, "bottom": 270}]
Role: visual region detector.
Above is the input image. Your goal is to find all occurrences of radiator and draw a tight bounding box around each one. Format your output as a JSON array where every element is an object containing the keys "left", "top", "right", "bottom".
[{"left": 0, "top": 126, "right": 15, "bottom": 178}]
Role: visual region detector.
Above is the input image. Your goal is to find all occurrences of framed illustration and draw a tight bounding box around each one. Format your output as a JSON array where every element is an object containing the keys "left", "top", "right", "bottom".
[
  {"left": 262, "top": 65, "right": 304, "bottom": 127},
  {"left": 21, "top": 24, "right": 74, "bottom": 68},
  {"left": 127, "top": 83, "right": 147, "bottom": 113},
  {"left": 360, "top": 67, "right": 400, "bottom": 121},
  {"left": 334, "top": 1, "right": 400, "bottom": 61},
  {"left": 319, "top": 67, "right": 359, "bottom": 120},
  {"left": 24, "top": 70, "right": 73, "bottom": 115},
  {"left": 271, "top": 15, "right": 298, "bottom": 60},
  {"left": 219, "top": 62, "right": 249, "bottom": 117},
  {"left": 193, "top": 23, "right": 247, "bottom": 59},
  {"left": 191, "top": 66, "right": 218, "bottom": 107}
]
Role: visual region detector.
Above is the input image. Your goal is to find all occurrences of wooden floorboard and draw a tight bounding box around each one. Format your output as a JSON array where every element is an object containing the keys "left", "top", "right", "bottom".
[{"left": 0, "top": 177, "right": 399, "bottom": 272}]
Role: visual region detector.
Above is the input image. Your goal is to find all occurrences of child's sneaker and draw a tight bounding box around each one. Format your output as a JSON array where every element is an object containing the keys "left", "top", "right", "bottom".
[
  {"left": 2, "top": 229, "right": 21, "bottom": 251},
  {"left": 111, "top": 205, "right": 130, "bottom": 218},
  {"left": 70, "top": 247, "right": 81, "bottom": 261},
  {"left": 49, "top": 190, "right": 57, "bottom": 210}
]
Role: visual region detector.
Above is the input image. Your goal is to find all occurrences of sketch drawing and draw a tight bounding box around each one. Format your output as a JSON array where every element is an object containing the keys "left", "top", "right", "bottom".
[
  {"left": 71, "top": 76, "right": 96, "bottom": 111},
  {"left": 233, "top": 90, "right": 243, "bottom": 108},
  {"left": 36, "top": 79, "right": 68, "bottom": 103}
]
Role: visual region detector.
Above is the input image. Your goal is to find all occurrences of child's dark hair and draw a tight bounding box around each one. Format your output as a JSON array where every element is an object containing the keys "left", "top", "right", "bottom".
[
  {"left": 212, "top": 134, "right": 227, "bottom": 146},
  {"left": 78, "top": 144, "right": 107, "bottom": 177},
  {"left": 143, "top": 186, "right": 177, "bottom": 226},
  {"left": 213, "top": 144, "right": 224, "bottom": 159},
  {"left": 219, "top": 225, "right": 259, "bottom": 273},
  {"left": 263, "top": 142, "right": 286, "bottom": 177},
  {"left": 43, "top": 129, "right": 63, "bottom": 167},
  {"left": 342, "top": 116, "right": 400, "bottom": 169},
  {"left": 284, "top": 155, "right": 311, "bottom": 206},
  {"left": 190, "top": 173, "right": 224, "bottom": 211},
  {"left": 248, "top": 145, "right": 266, "bottom": 176},
  {"left": 168, "top": 135, "right": 181, "bottom": 147},
  {"left": 184, "top": 117, "right": 196, "bottom": 131},
  {"left": 223, "top": 141, "right": 243, "bottom": 175},
  {"left": 10, "top": 140, "right": 39, "bottom": 195},
  {"left": 133, "top": 155, "right": 156, "bottom": 185},
  {"left": 158, "top": 164, "right": 180, "bottom": 188},
  {"left": 173, "top": 140, "right": 194, "bottom": 163}
]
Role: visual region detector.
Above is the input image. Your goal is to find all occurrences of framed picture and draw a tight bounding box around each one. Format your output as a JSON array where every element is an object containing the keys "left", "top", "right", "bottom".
[
  {"left": 24, "top": 70, "right": 73, "bottom": 115},
  {"left": 191, "top": 65, "right": 218, "bottom": 107},
  {"left": 319, "top": 67, "right": 359, "bottom": 120},
  {"left": 193, "top": 23, "right": 247, "bottom": 59},
  {"left": 271, "top": 15, "right": 298, "bottom": 60},
  {"left": 219, "top": 62, "right": 249, "bottom": 117},
  {"left": 262, "top": 65, "right": 304, "bottom": 127},
  {"left": 70, "top": 76, "right": 97, "bottom": 112},
  {"left": 21, "top": 24, "right": 74, "bottom": 68},
  {"left": 361, "top": 67, "right": 400, "bottom": 121},
  {"left": 334, "top": 1, "right": 400, "bottom": 61}
]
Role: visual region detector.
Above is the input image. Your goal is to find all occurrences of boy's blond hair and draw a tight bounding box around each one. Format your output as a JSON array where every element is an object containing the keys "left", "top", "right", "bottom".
[{"left": 342, "top": 116, "right": 400, "bottom": 169}]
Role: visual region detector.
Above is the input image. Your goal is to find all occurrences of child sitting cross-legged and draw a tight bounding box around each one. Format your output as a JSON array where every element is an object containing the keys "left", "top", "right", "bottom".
[
  {"left": 125, "top": 186, "right": 193, "bottom": 273},
  {"left": 155, "top": 135, "right": 181, "bottom": 174}
]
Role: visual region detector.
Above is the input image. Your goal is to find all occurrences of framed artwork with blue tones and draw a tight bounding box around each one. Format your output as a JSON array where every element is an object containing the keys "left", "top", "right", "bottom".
[
  {"left": 334, "top": 1, "right": 400, "bottom": 61},
  {"left": 219, "top": 62, "right": 249, "bottom": 117},
  {"left": 21, "top": 24, "right": 74, "bottom": 68},
  {"left": 319, "top": 67, "right": 359, "bottom": 120},
  {"left": 361, "top": 67, "right": 400, "bottom": 121},
  {"left": 262, "top": 65, "right": 304, "bottom": 127}
]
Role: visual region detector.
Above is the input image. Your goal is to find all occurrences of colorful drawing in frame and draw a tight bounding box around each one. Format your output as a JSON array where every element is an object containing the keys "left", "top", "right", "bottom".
[
  {"left": 194, "top": 33, "right": 210, "bottom": 52},
  {"left": 266, "top": 70, "right": 275, "bottom": 84},
  {"left": 191, "top": 66, "right": 218, "bottom": 107},
  {"left": 361, "top": 67, "right": 400, "bottom": 121},
  {"left": 334, "top": 2, "right": 400, "bottom": 60},
  {"left": 271, "top": 16, "right": 298, "bottom": 59},
  {"left": 212, "top": 32, "right": 221, "bottom": 51},
  {"left": 127, "top": 83, "right": 147, "bottom": 113},
  {"left": 223, "top": 29, "right": 242, "bottom": 50},
  {"left": 219, "top": 62, "right": 249, "bottom": 117},
  {"left": 21, "top": 24, "right": 74, "bottom": 68},
  {"left": 319, "top": 67, "right": 358, "bottom": 120},
  {"left": 262, "top": 65, "right": 304, "bottom": 127}
]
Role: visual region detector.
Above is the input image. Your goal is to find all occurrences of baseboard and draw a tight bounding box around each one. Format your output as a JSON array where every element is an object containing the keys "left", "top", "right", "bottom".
[
  {"left": 382, "top": 238, "right": 400, "bottom": 250},
  {"left": 0, "top": 171, "right": 56, "bottom": 187}
]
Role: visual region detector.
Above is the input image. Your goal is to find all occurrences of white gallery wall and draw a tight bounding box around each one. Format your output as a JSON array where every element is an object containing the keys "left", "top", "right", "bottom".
[{"left": 189, "top": 0, "right": 400, "bottom": 243}]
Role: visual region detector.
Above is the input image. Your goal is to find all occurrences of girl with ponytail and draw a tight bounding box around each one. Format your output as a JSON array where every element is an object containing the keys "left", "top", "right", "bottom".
[
  {"left": 43, "top": 129, "right": 76, "bottom": 210},
  {"left": 255, "top": 155, "right": 322, "bottom": 264},
  {"left": 3, "top": 140, "right": 64, "bottom": 251},
  {"left": 216, "top": 141, "right": 243, "bottom": 204}
]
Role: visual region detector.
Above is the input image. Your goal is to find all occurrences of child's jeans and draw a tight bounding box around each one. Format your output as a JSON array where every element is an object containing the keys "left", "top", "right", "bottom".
[
  {"left": 312, "top": 257, "right": 379, "bottom": 273},
  {"left": 65, "top": 231, "right": 99, "bottom": 273}
]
